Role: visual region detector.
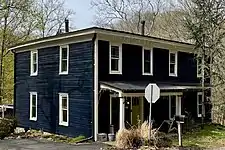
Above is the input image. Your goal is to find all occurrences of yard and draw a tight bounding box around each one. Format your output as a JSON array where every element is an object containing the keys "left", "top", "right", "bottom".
[{"left": 172, "top": 123, "right": 225, "bottom": 149}]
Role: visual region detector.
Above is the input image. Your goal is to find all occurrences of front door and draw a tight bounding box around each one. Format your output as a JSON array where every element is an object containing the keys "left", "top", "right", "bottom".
[{"left": 132, "top": 97, "right": 140, "bottom": 125}]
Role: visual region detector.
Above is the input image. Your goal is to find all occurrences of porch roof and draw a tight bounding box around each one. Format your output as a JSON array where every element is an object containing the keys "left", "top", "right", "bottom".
[{"left": 100, "top": 81, "right": 209, "bottom": 93}]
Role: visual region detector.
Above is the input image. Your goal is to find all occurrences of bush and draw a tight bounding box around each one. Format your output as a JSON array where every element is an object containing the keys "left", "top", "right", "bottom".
[
  {"left": 0, "top": 118, "right": 17, "bottom": 140},
  {"left": 116, "top": 128, "right": 143, "bottom": 149},
  {"left": 115, "top": 121, "right": 172, "bottom": 149}
]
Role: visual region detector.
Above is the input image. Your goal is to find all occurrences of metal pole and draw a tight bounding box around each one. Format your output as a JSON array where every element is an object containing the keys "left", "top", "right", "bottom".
[
  {"left": 149, "top": 85, "right": 153, "bottom": 142},
  {"left": 177, "top": 122, "right": 182, "bottom": 146}
]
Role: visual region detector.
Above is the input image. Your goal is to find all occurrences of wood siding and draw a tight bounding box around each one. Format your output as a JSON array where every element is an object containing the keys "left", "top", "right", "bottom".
[
  {"left": 15, "top": 41, "right": 93, "bottom": 137},
  {"left": 98, "top": 40, "right": 200, "bottom": 83}
]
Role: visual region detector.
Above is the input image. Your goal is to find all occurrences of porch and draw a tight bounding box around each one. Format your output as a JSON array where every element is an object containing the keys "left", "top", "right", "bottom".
[{"left": 98, "top": 81, "right": 208, "bottom": 134}]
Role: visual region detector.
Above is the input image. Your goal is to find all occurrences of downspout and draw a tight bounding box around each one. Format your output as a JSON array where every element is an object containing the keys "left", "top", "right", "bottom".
[
  {"left": 92, "top": 33, "right": 97, "bottom": 141},
  {"left": 11, "top": 49, "right": 16, "bottom": 117}
]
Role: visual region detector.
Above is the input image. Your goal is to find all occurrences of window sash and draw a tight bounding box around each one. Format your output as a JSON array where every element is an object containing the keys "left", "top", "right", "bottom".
[
  {"left": 143, "top": 48, "right": 152, "bottom": 75},
  {"left": 197, "top": 92, "right": 204, "bottom": 117},
  {"left": 169, "top": 52, "right": 177, "bottom": 76},
  {"left": 59, "top": 46, "right": 69, "bottom": 74},
  {"left": 30, "top": 92, "right": 37, "bottom": 121},
  {"left": 59, "top": 93, "right": 69, "bottom": 126},
  {"left": 110, "top": 44, "right": 122, "bottom": 74},
  {"left": 30, "top": 51, "right": 38, "bottom": 75}
]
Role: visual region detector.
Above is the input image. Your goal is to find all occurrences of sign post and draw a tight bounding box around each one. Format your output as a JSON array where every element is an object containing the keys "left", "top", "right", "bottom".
[{"left": 145, "top": 84, "right": 160, "bottom": 142}]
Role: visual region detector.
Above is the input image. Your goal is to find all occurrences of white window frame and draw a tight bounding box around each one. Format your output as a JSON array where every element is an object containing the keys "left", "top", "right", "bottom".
[
  {"left": 142, "top": 47, "right": 153, "bottom": 75},
  {"left": 197, "top": 57, "right": 202, "bottom": 78},
  {"left": 168, "top": 95, "right": 181, "bottom": 120},
  {"left": 169, "top": 51, "right": 178, "bottom": 77},
  {"left": 30, "top": 50, "right": 38, "bottom": 76},
  {"left": 109, "top": 43, "right": 122, "bottom": 74},
  {"left": 197, "top": 92, "right": 204, "bottom": 117},
  {"left": 59, "top": 93, "right": 69, "bottom": 126},
  {"left": 59, "top": 45, "right": 69, "bottom": 75},
  {"left": 30, "top": 92, "right": 37, "bottom": 121}
]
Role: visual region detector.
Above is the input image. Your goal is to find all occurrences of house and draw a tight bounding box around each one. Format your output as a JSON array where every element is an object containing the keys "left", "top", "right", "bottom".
[{"left": 9, "top": 26, "right": 211, "bottom": 141}]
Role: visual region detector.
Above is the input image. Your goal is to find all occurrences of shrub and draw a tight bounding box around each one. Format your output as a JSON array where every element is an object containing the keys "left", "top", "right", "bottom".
[
  {"left": 115, "top": 121, "right": 172, "bottom": 149},
  {"left": 0, "top": 118, "right": 17, "bottom": 140}
]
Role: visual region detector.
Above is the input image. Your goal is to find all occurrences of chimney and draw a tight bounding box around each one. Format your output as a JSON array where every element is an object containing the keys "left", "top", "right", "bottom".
[
  {"left": 141, "top": 20, "right": 145, "bottom": 35},
  {"left": 65, "top": 19, "right": 69, "bottom": 32}
]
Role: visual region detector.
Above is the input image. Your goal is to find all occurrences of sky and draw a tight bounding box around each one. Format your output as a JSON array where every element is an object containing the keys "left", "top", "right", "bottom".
[{"left": 64, "top": 0, "right": 96, "bottom": 29}]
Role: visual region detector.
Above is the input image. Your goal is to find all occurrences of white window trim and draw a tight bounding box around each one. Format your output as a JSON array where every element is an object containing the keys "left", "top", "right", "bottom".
[
  {"left": 142, "top": 47, "right": 153, "bottom": 75},
  {"left": 30, "top": 50, "right": 38, "bottom": 76},
  {"left": 169, "top": 51, "right": 178, "bottom": 77},
  {"left": 109, "top": 43, "right": 122, "bottom": 74},
  {"left": 30, "top": 92, "right": 37, "bottom": 121},
  {"left": 197, "top": 92, "right": 204, "bottom": 117},
  {"left": 59, "top": 93, "right": 69, "bottom": 126},
  {"left": 168, "top": 95, "right": 181, "bottom": 120},
  {"left": 59, "top": 45, "right": 69, "bottom": 75},
  {"left": 197, "top": 58, "right": 202, "bottom": 78}
]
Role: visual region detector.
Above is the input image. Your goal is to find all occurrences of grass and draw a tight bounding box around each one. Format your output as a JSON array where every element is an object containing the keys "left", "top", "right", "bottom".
[
  {"left": 42, "top": 134, "right": 86, "bottom": 144},
  {"left": 172, "top": 123, "right": 225, "bottom": 149}
]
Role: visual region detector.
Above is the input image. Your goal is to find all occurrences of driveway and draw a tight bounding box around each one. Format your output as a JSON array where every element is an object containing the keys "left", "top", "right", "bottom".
[{"left": 0, "top": 138, "right": 109, "bottom": 150}]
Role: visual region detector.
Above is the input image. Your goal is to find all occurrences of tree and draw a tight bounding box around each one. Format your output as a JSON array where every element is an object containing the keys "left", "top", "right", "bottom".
[
  {"left": 34, "top": 0, "right": 75, "bottom": 38},
  {"left": 0, "top": 0, "right": 75, "bottom": 104},
  {"left": 91, "top": 0, "right": 167, "bottom": 35},
  {"left": 182, "top": 0, "right": 225, "bottom": 124}
]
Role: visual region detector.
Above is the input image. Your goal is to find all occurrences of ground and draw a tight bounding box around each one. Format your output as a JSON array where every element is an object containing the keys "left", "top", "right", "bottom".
[{"left": 0, "top": 138, "right": 108, "bottom": 150}]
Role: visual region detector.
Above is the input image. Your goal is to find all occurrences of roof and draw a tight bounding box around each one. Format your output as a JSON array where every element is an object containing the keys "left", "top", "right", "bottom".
[
  {"left": 100, "top": 81, "right": 209, "bottom": 93},
  {"left": 9, "top": 27, "right": 194, "bottom": 52}
]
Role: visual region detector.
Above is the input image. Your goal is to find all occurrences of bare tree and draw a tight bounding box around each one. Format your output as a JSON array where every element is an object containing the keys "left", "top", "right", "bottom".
[
  {"left": 91, "top": 0, "right": 167, "bottom": 35},
  {"left": 34, "top": 0, "right": 75, "bottom": 38}
]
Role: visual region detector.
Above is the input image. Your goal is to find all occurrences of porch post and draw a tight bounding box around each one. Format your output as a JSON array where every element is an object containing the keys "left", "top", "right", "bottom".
[
  {"left": 119, "top": 92, "right": 125, "bottom": 129},
  {"left": 110, "top": 95, "right": 112, "bottom": 125}
]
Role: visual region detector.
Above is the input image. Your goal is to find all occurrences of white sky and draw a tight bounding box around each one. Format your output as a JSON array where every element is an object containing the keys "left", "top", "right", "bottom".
[{"left": 65, "top": 0, "right": 96, "bottom": 29}]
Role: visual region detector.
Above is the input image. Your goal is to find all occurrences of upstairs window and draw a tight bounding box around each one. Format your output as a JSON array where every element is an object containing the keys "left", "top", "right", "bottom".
[
  {"left": 30, "top": 92, "right": 37, "bottom": 121},
  {"left": 197, "top": 57, "right": 202, "bottom": 78},
  {"left": 59, "top": 45, "right": 69, "bottom": 75},
  {"left": 30, "top": 50, "right": 38, "bottom": 76},
  {"left": 197, "top": 92, "right": 204, "bottom": 117},
  {"left": 169, "top": 51, "right": 178, "bottom": 76},
  {"left": 109, "top": 44, "right": 122, "bottom": 74},
  {"left": 142, "top": 48, "right": 153, "bottom": 75},
  {"left": 59, "top": 93, "right": 69, "bottom": 126}
]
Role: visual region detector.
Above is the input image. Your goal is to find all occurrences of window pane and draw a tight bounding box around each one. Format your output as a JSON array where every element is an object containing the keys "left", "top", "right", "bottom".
[
  {"left": 61, "top": 60, "right": 67, "bottom": 72},
  {"left": 33, "top": 64, "right": 37, "bottom": 73},
  {"left": 62, "top": 110, "right": 67, "bottom": 122},
  {"left": 111, "top": 59, "right": 119, "bottom": 71},
  {"left": 171, "top": 96, "right": 176, "bottom": 118},
  {"left": 32, "top": 106, "right": 36, "bottom": 117},
  {"left": 144, "top": 61, "right": 150, "bottom": 73},
  {"left": 199, "top": 105, "right": 202, "bottom": 114},
  {"left": 111, "top": 46, "right": 119, "bottom": 58},
  {"left": 33, "top": 53, "right": 37, "bottom": 63},
  {"left": 32, "top": 95, "right": 36, "bottom": 106},
  {"left": 62, "top": 48, "right": 68, "bottom": 59},
  {"left": 170, "top": 64, "right": 175, "bottom": 74},
  {"left": 170, "top": 53, "right": 175, "bottom": 63},
  {"left": 144, "top": 50, "right": 150, "bottom": 61},
  {"left": 198, "top": 95, "right": 202, "bottom": 104},
  {"left": 62, "top": 97, "right": 67, "bottom": 109}
]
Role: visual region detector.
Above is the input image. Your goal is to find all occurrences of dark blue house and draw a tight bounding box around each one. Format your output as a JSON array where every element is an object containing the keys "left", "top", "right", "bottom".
[{"left": 9, "top": 27, "right": 211, "bottom": 141}]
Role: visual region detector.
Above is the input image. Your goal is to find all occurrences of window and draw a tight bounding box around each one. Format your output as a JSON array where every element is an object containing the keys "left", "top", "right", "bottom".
[
  {"left": 30, "top": 50, "right": 38, "bottom": 76},
  {"left": 169, "top": 51, "right": 177, "bottom": 76},
  {"left": 197, "top": 57, "right": 202, "bottom": 78},
  {"left": 197, "top": 92, "right": 204, "bottom": 117},
  {"left": 59, "top": 93, "right": 69, "bottom": 126},
  {"left": 169, "top": 95, "right": 176, "bottom": 119},
  {"left": 59, "top": 45, "right": 69, "bottom": 74},
  {"left": 142, "top": 48, "right": 153, "bottom": 75},
  {"left": 30, "top": 92, "right": 37, "bottom": 121},
  {"left": 109, "top": 44, "right": 122, "bottom": 74}
]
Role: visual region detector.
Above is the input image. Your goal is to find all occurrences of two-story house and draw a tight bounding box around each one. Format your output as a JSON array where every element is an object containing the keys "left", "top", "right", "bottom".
[{"left": 9, "top": 27, "right": 211, "bottom": 141}]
